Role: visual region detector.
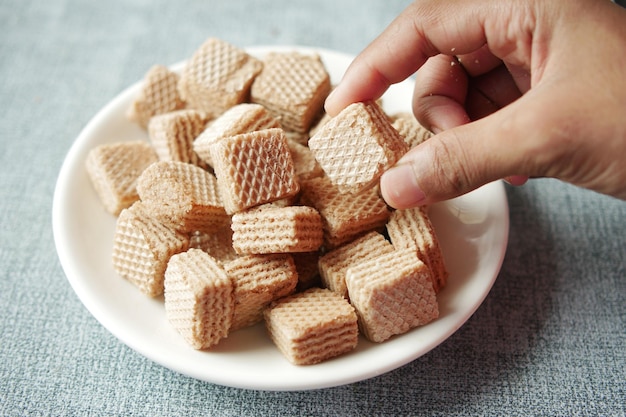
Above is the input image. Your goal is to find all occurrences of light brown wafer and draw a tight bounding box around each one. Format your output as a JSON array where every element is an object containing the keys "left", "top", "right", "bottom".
[
  {"left": 210, "top": 128, "right": 300, "bottom": 214},
  {"left": 264, "top": 287, "right": 358, "bottom": 365},
  {"left": 251, "top": 52, "right": 330, "bottom": 133},
  {"left": 148, "top": 109, "right": 209, "bottom": 168},
  {"left": 164, "top": 248, "right": 234, "bottom": 349},
  {"left": 136, "top": 161, "right": 229, "bottom": 233},
  {"left": 386, "top": 207, "right": 448, "bottom": 293},
  {"left": 300, "top": 176, "right": 390, "bottom": 248},
  {"left": 177, "top": 38, "right": 263, "bottom": 117},
  {"left": 390, "top": 112, "right": 433, "bottom": 149},
  {"left": 127, "top": 65, "right": 186, "bottom": 129},
  {"left": 85, "top": 140, "right": 158, "bottom": 216},
  {"left": 318, "top": 231, "right": 394, "bottom": 299},
  {"left": 112, "top": 202, "right": 189, "bottom": 297},
  {"left": 193, "top": 103, "right": 281, "bottom": 167},
  {"left": 308, "top": 101, "right": 409, "bottom": 193},
  {"left": 224, "top": 253, "right": 298, "bottom": 331},
  {"left": 345, "top": 248, "right": 438, "bottom": 343},
  {"left": 286, "top": 137, "right": 324, "bottom": 180},
  {"left": 231, "top": 205, "right": 323, "bottom": 255}
]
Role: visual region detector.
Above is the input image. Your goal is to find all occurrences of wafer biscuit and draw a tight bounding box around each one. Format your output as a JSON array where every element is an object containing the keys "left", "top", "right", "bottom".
[
  {"left": 390, "top": 112, "right": 433, "bottom": 149},
  {"left": 286, "top": 138, "right": 324, "bottom": 180},
  {"left": 386, "top": 207, "right": 448, "bottom": 293},
  {"left": 193, "top": 103, "right": 281, "bottom": 167},
  {"left": 318, "top": 231, "right": 394, "bottom": 299},
  {"left": 112, "top": 202, "right": 189, "bottom": 297},
  {"left": 164, "top": 249, "right": 234, "bottom": 349},
  {"left": 264, "top": 287, "right": 358, "bottom": 365},
  {"left": 308, "top": 101, "right": 409, "bottom": 193},
  {"left": 177, "top": 38, "right": 263, "bottom": 117},
  {"left": 85, "top": 140, "right": 158, "bottom": 216},
  {"left": 148, "top": 109, "right": 209, "bottom": 168},
  {"left": 136, "top": 161, "right": 229, "bottom": 233},
  {"left": 224, "top": 253, "right": 298, "bottom": 331},
  {"left": 231, "top": 205, "right": 323, "bottom": 254},
  {"left": 127, "top": 65, "right": 186, "bottom": 129},
  {"left": 345, "top": 248, "right": 438, "bottom": 343},
  {"left": 210, "top": 128, "right": 300, "bottom": 214},
  {"left": 300, "top": 176, "right": 390, "bottom": 248},
  {"left": 251, "top": 52, "right": 330, "bottom": 133}
]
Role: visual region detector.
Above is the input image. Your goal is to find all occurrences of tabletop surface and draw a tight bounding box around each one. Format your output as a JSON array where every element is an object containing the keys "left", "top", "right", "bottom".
[{"left": 1, "top": 1, "right": 624, "bottom": 416}]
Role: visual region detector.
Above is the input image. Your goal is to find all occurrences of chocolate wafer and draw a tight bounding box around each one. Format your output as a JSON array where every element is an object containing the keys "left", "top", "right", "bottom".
[
  {"left": 345, "top": 248, "right": 438, "bottom": 343},
  {"left": 231, "top": 205, "right": 323, "bottom": 254},
  {"left": 177, "top": 37, "right": 263, "bottom": 117},
  {"left": 85, "top": 140, "right": 158, "bottom": 216},
  {"left": 386, "top": 206, "right": 448, "bottom": 293},
  {"left": 164, "top": 248, "right": 234, "bottom": 349},
  {"left": 308, "top": 101, "right": 409, "bottom": 193},
  {"left": 112, "top": 202, "right": 189, "bottom": 297},
  {"left": 264, "top": 287, "right": 358, "bottom": 365}
]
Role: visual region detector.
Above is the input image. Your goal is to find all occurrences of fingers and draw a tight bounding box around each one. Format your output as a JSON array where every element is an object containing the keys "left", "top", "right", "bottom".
[{"left": 325, "top": 0, "right": 495, "bottom": 116}]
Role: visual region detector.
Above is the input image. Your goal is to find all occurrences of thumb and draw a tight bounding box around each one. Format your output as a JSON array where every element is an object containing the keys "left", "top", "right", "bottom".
[{"left": 380, "top": 99, "right": 536, "bottom": 208}]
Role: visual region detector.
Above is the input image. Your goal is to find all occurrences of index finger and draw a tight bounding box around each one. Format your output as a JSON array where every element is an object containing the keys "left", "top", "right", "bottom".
[{"left": 324, "top": 0, "right": 496, "bottom": 116}]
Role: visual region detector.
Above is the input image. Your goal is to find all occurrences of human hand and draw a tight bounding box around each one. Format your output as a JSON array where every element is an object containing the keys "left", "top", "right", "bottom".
[{"left": 325, "top": 0, "right": 626, "bottom": 208}]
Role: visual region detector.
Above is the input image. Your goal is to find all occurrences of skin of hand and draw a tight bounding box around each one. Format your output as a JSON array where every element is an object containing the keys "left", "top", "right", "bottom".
[{"left": 325, "top": 0, "right": 626, "bottom": 208}]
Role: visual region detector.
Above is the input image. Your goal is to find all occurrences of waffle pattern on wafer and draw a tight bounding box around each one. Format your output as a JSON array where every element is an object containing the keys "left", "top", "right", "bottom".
[
  {"left": 318, "top": 231, "right": 394, "bottom": 299},
  {"left": 148, "top": 109, "right": 209, "bottom": 168},
  {"left": 136, "top": 161, "right": 228, "bottom": 233},
  {"left": 251, "top": 52, "right": 330, "bottom": 133},
  {"left": 194, "top": 103, "right": 281, "bottom": 167},
  {"left": 85, "top": 141, "right": 158, "bottom": 216},
  {"left": 300, "top": 176, "right": 390, "bottom": 248},
  {"left": 345, "top": 248, "right": 439, "bottom": 342},
  {"left": 390, "top": 112, "right": 433, "bottom": 149},
  {"left": 308, "top": 101, "right": 409, "bottom": 193},
  {"left": 210, "top": 128, "right": 299, "bottom": 214},
  {"left": 386, "top": 207, "right": 448, "bottom": 293},
  {"left": 177, "top": 38, "right": 262, "bottom": 117},
  {"left": 264, "top": 287, "right": 358, "bottom": 365},
  {"left": 112, "top": 203, "right": 189, "bottom": 297},
  {"left": 164, "top": 249, "right": 234, "bottom": 349},
  {"left": 224, "top": 254, "right": 298, "bottom": 331},
  {"left": 127, "top": 65, "right": 186, "bottom": 129},
  {"left": 231, "top": 206, "right": 323, "bottom": 254}
]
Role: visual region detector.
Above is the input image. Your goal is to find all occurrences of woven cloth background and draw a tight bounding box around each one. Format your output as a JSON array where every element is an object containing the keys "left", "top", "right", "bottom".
[{"left": 1, "top": 1, "right": 624, "bottom": 415}]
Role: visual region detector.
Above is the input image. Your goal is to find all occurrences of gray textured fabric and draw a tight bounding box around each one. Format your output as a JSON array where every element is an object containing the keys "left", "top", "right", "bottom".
[{"left": 1, "top": 0, "right": 624, "bottom": 416}]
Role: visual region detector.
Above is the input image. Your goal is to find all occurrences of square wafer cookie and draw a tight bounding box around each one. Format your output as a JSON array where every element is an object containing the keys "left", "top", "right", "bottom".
[
  {"left": 285, "top": 138, "right": 324, "bottom": 180},
  {"left": 308, "top": 101, "right": 409, "bottom": 193},
  {"left": 164, "top": 249, "right": 234, "bottom": 349},
  {"left": 177, "top": 38, "right": 262, "bottom": 118},
  {"left": 318, "top": 231, "right": 394, "bottom": 299},
  {"left": 251, "top": 52, "right": 330, "bottom": 133},
  {"left": 112, "top": 202, "right": 189, "bottom": 297},
  {"left": 345, "top": 248, "right": 438, "bottom": 343},
  {"left": 194, "top": 103, "right": 281, "bottom": 167},
  {"left": 136, "top": 161, "right": 229, "bottom": 233},
  {"left": 386, "top": 207, "right": 448, "bottom": 293},
  {"left": 300, "top": 176, "right": 390, "bottom": 248},
  {"left": 264, "top": 287, "right": 358, "bottom": 365},
  {"left": 127, "top": 65, "right": 186, "bottom": 129},
  {"left": 148, "top": 109, "right": 210, "bottom": 168},
  {"left": 390, "top": 112, "right": 433, "bottom": 149},
  {"left": 224, "top": 253, "right": 298, "bottom": 331},
  {"left": 85, "top": 140, "right": 158, "bottom": 216},
  {"left": 210, "top": 128, "right": 300, "bottom": 214},
  {"left": 231, "top": 205, "right": 323, "bottom": 254}
]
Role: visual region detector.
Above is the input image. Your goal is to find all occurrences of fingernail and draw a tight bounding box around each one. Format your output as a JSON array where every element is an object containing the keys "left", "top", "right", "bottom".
[{"left": 380, "top": 163, "right": 426, "bottom": 208}]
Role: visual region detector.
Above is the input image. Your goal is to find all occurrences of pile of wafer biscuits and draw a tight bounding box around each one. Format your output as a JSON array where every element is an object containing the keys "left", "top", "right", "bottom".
[{"left": 85, "top": 37, "right": 446, "bottom": 365}]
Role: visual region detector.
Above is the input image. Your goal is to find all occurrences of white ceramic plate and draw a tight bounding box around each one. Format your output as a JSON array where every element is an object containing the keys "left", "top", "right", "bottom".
[{"left": 53, "top": 46, "right": 509, "bottom": 391}]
